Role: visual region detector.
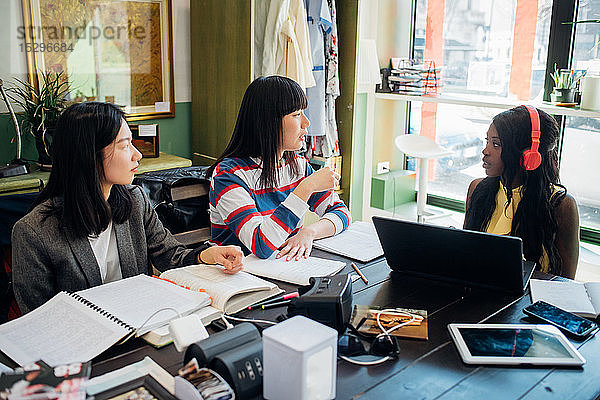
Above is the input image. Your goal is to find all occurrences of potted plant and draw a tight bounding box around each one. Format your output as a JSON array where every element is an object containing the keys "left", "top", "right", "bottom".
[
  {"left": 550, "top": 65, "right": 585, "bottom": 103},
  {"left": 7, "top": 71, "right": 70, "bottom": 169}
]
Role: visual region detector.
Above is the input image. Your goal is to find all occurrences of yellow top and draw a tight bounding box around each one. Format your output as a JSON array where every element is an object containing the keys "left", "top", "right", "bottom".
[{"left": 485, "top": 183, "right": 561, "bottom": 273}]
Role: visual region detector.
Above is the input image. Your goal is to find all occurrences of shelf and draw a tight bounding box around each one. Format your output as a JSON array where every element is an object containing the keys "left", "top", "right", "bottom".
[
  {"left": 0, "top": 152, "right": 192, "bottom": 196},
  {"left": 374, "top": 92, "right": 600, "bottom": 118}
]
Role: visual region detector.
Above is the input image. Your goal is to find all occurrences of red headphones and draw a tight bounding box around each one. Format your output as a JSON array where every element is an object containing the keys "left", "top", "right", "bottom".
[{"left": 521, "top": 105, "right": 542, "bottom": 171}]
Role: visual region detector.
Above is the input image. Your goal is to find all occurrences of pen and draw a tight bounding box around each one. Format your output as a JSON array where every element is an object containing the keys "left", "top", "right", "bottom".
[
  {"left": 247, "top": 292, "right": 299, "bottom": 310},
  {"left": 351, "top": 262, "right": 368, "bottom": 284},
  {"left": 261, "top": 300, "right": 292, "bottom": 310}
]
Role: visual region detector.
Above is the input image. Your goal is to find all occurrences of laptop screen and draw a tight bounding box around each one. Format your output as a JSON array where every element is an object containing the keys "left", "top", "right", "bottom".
[{"left": 372, "top": 216, "right": 527, "bottom": 295}]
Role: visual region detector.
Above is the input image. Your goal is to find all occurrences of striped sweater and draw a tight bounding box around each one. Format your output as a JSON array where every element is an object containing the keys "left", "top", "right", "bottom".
[{"left": 209, "top": 156, "right": 351, "bottom": 258}]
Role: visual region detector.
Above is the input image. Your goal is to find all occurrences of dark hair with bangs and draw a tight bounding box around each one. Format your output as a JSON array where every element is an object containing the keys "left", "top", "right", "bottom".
[
  {"left": 464, "top": 106, "right": 567, "bottom": 275},
  {"left": 207, "top": 76, "right": 307, "bottom": 188},
  {"left": 33, "top": 102, "right": 133, "bottom": 238}
]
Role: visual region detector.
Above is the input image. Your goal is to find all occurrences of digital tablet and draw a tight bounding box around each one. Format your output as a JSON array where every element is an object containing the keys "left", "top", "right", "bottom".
[{"left": 447, "top": 323, "right": 586, "bottom": 366}]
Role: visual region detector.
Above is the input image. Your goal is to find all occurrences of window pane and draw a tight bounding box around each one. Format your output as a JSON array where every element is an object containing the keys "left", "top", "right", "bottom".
[
  {"left": 560, "top": 118, "right": 600, "bottom": 231},
  {"left": 563, "top": 1, "right": 600, "bottom": 231},
  {"left": 414, "top": 0, "right": 552, "bottom": 99},
  {"left": 408, "top": 103, "right": 491, "bottom": 201}
]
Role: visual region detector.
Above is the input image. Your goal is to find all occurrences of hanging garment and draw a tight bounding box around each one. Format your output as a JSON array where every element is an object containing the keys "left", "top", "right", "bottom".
[
  {"left": 323, "top": 0, "right": 340, "bottom": 156},
  {"left": 304, "top": 0, "right": 332, "bottom": 138},
  {"left": 261, "top": 0, "right": 315, "bottom": 89}
]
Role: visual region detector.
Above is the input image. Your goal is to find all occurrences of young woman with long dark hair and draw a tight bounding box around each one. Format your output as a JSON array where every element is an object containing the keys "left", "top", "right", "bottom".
[
  {"left": 464, "top": 105, "right": 579, "bottom": 278},
  {"left": 207, "top": 76, "right": 351, "bottom": 260},
  {"left": 12, "top": 102, "right": 243, "bottom": 314}
]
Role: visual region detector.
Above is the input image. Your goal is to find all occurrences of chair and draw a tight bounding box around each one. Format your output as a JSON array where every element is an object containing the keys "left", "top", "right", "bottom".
[{"left": 394, "top": 135, "right": 452, "bottom": 223}]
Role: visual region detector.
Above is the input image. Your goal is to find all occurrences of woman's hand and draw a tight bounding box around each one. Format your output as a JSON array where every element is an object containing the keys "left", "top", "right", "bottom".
[
  {"left": 293, "top": 167, "right": 340, "bottom": 202},
  {"left": 199, "top": 245, "right": 244, "bottom": 274},
  {"left": 276, "top": 227, "right": 316, "bottom": 261}
]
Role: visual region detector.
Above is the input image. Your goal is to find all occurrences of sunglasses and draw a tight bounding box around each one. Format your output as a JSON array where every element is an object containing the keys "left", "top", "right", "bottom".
[{"left": 338, "top": 333, "right": 400, "bottom": 366}]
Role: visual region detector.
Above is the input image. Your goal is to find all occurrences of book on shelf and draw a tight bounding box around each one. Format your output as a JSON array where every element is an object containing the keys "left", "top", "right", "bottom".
[
  {"left": 242, "top": 254, "right": 346, "bottom": 285},
  {"left": 349, "top": 305, "right": 428, "bottom": 340},
  {"left": 529, "top": 279, "right": 600, "bottom": 318},
  {"left": 313, "top": 221, "right": 384, "bottom": 263},
  {"left": 159, "top": 264, "right": 283, "bottom": 314},
  {"left": 0, "top": 274, "right": 211, "bottom": 366}
]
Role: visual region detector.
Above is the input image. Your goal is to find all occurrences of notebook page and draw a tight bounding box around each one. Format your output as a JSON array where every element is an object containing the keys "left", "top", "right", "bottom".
[
  {"left": 77, "top": 274, "right": 211, "bottom": 334},
  {"left": 584, "top": 282, "right": 600, "bottom": 316},
  {"left": 243, "top": 255, "right": 346, "bottom": 285},
  {"left": 0, "top": 292, "right": 129, "bottom": 366},
  {"left": 160, "top": 265, "right": 278, "bottom": 311},
  {"left": 529, "top": 279, "right": 596, "bottom": 317},
  {"left": 313, "top": 221, "right": 383, "bottom": 262}
]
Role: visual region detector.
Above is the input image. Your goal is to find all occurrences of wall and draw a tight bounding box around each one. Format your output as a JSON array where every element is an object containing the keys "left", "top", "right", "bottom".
[
  {"left": 350, "top": 0, "right": 414, "bottom": 219},
  {"left": 0, "top": 0, "right": 193, "bottom": 166}
]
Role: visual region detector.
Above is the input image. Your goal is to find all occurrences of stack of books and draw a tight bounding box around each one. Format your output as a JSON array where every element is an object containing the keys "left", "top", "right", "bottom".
[{"left": 379, "top": 59, "right": 441, "bottom": 95}]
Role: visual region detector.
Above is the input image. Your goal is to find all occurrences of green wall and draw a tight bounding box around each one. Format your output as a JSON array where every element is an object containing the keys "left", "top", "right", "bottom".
[{"left": 0, "top": 102, "right": 193, "bottom": 166}]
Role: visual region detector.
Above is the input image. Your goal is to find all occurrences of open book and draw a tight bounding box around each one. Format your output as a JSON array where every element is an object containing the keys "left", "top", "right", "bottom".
[
  {"left": 0, "top": 275, "right": 210, "bottom": 366},
  {"left": 529, "top": 279, "right": 600, "bottom": 318},
  {"left": 243, "top": 254, "right": 346, "bottom": 285},
  {"left": 313, "top": 221, "right": 384, "bottom": 262},
  {"left": 159, "top": 265, "right": 283, "bottom": 314}
]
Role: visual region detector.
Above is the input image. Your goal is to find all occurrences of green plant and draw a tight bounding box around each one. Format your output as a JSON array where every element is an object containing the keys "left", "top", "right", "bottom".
[
  {"left": 551, "top": 64, "right": 585, "bottom": 90},
  {"left": 6, "top": 70, "right": 70, "bottom": 161}
]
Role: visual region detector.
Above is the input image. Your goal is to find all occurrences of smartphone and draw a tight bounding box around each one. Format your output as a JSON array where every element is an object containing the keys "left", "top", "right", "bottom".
[{"left": 523, "top": 301, "right": 598, "bottom": 339}]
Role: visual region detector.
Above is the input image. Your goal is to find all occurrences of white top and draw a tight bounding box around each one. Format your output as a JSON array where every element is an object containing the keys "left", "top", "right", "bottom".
[
  {"left": 261, "top": 0, "right": 315, "bottom": 89},
  {"left": 88, "top": 221, "right": 122, "bottom": 283}
]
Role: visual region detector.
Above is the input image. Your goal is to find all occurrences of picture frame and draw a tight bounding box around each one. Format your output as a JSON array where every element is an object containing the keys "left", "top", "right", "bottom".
[
  {"left": 130, "top": 124, "right": 159, "bottom": 158},
  {"left": 20, "top": 0, "right": 175, "bottom": 121},
  {"left": 94, "top": 375, "right": 177, "bottom": 400}
]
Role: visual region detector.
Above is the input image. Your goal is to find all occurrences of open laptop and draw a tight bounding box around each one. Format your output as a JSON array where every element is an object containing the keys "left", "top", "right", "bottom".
[{"left": 372, "top": 216, "right": 535, "bottom": 295}]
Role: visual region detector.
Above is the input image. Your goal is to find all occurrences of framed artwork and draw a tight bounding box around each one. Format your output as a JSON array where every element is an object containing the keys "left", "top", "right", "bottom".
[
  {"left": 94, "top": 375, "right": 177, "bottom": 400},
  {"left": 20, "top": 0, "right": 175, "bottom": 121},
  {"left": 130, "top": 123, "right": 159, "bottom": 158}
]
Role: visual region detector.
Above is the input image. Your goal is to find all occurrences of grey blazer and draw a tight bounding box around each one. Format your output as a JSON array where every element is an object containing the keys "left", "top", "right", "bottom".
[{"left": 11, "top": 185, "right": 208, "bottom": 314}]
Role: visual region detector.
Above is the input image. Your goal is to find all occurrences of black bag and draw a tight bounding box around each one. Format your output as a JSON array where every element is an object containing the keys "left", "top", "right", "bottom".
[{"left": 133, "top": 166, "right": 211, "bottom": 235}]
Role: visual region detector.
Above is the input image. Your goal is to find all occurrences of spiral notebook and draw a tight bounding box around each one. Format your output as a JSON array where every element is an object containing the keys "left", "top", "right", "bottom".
[{"left": 0, "top": 275, "right": 210, "bottom": 367}]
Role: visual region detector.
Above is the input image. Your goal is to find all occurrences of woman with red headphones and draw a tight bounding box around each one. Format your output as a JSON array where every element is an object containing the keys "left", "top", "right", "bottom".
[{"left": 464, "top": 105, "right": 579, "bottom": 279}]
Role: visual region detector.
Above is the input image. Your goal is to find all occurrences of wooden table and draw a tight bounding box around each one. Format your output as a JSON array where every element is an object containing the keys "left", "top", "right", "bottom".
[
  {"left": 0, "top": 152, "right": 191, "bottom": 195},
  {"left": 86, "top": 250, "right": 600, "bottom": 399}
]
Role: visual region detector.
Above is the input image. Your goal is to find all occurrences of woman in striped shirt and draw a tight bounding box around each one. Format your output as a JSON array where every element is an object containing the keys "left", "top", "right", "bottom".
[{"left": 206, "top": 76, "right": 351, "bottom": 260}]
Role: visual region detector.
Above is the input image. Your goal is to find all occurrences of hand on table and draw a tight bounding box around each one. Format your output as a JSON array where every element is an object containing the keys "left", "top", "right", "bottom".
[
  {"left": 199, "top": 245, "right": 244, "bottom": 274},
  {"left": 276, "top": 227, "right": 315, "bottom": 261}
]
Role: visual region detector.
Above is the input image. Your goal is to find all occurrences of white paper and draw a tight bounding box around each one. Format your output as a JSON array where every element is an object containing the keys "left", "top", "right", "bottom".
[
  {"left": 243, "top": 255, "right": 346, "bottom": 285},
  {"left": 584, "top": 282, "right": 600, "bottom": 316},
  {"left": 154, "top": 101, "right": 170, "bottom": 112},
  {"left": 0, "top": 292, "right": 129, "bottom": 366},
  {"left": 77, "top": 275, "right": 211, "bottom": 334},
  {"left": 529, "top": 279, "right": 597, "bottom": 317},
  {"left": 138, "top": 124, "right": 157, "bottom": 137},
  {"left": 313, "top": 221, "right": 384, "bottom": 262}
]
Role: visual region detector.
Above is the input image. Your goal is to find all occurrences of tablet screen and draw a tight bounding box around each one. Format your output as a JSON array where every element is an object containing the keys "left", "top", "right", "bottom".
[{"left": 458, "top": 327, "right": 572, "bottom": 358}]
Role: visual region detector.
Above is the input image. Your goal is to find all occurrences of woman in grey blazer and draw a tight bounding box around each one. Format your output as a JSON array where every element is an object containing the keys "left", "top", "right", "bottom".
[{"left": 12, "top": 102, "right": 244, "bottom": 314}]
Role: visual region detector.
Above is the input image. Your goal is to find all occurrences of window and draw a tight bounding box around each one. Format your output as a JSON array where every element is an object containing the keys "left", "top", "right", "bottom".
[
  {"left": 407, "top": 0, "right": 553, "bottom": 202},
  {"left": 560, "top": 0, "right": 600, "bottom": 232}
]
